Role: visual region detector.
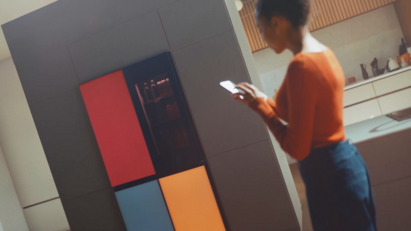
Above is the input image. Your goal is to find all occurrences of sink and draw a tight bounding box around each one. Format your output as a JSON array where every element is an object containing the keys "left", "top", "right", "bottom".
[{"left": 386, "top": 107, "right": 411, "bottom": 122}]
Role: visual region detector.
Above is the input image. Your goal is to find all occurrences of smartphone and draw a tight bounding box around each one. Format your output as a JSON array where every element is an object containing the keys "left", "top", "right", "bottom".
[{"left": 220, "top": 81, "right": 244, "bottom": 94}]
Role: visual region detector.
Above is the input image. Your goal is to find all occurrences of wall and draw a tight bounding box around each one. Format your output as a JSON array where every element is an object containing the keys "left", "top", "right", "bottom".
[
  {"left": 394, "top": 0, "right": 411, "bottom": 45},
  {"left": 0, "top": 145, "right": 29, "bottom": 231},
  {"left": 254, "top": 4, "right": 404, "bottom": 100},
  {"left": 0, "top": 58, "right": 69, "bottom": 231},
  {"left": 2, "top": 0, "right": 300, "bottom": 230}
]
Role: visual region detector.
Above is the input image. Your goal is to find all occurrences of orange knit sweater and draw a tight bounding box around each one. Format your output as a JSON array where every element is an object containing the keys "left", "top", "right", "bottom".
[{"left": 250, "top": 48, "right": 346, "bottom": 161}]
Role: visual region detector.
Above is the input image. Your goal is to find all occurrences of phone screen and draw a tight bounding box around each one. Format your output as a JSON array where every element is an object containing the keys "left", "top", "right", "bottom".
[{"left": 220, "top": 81, "right": 243, "bottom": 94}]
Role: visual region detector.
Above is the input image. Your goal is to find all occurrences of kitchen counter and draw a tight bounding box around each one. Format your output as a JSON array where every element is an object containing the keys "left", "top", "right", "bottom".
[
  {"left": 343, "top": 66, "right": 411, "bottom": 126},
  {"left": 345, "top": 111, "right": 411, "bottom": 143},
  {"left": 345, "top": 65, "right": 411, "bottom": 90}
]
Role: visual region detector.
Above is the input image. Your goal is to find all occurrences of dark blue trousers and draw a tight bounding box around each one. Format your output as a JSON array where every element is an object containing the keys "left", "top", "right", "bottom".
[{"left": 299, "top": 141, "right": 377, "bottom": 231}]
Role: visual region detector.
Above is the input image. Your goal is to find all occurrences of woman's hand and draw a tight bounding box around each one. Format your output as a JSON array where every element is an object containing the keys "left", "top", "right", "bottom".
[{"left": 232, "top": 82, "right": 267, "bottom": 106}]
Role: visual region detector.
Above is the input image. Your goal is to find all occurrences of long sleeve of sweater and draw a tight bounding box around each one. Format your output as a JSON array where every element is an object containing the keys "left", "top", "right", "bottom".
[{"left": 249, "top": 61, "right": 316, "bottom": 161}]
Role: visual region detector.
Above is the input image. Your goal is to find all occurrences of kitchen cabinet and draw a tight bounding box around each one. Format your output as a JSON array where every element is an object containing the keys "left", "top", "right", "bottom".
[
  {"left": 343, "top": 99, "right": 382, "bottom": 126},
  {"left": 373, "top": 70, "right": 411, "bottom": 96},
  {"left": 343, "top": 68, "right": 411, "bottom": 126},
  {"left": 378, "top": 88, "right": 411, "bottom": 114},
  {"left": 344, "top": 83, "right": 376, "bottom": 107},
  {"left": 23, "top": 199, "right": 69, "bottom": 231}
]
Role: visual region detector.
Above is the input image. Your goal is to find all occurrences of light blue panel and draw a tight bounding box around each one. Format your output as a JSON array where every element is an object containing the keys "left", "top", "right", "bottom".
[{"left": 115, "top": 181, "right": 174, "bottom": 231}]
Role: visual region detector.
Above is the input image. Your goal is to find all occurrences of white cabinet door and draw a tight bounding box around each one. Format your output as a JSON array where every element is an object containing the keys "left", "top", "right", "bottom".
[
  {"left": 373, "top": 70, "right": 411, "bottom": 96},
  {"left": 344, "top": 83, "right": 376, "bottom": 107},
  {"left": 343, "top": 99, "right": 382, "bottom": 126},
  {"left": 0, "top": 59, "right": 59, "bottom": 207},
  {"left": 378, "top": 88, "right": 411, "bottom": 114},
  {"left": 23, "top": 199, "right": 69, "bottom": 231}
]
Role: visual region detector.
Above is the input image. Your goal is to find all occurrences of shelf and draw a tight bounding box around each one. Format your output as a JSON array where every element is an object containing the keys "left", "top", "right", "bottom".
[
  {"left": 144, "top": 94, "right": 174, "bottom": 105},
  {"left": 150, "top": 117, "right": 182, "bottom": 127},
  {"left": 157, "top": 145, "right": 192, "bottom": 156},
  {"left": 345, "top": 66, "right": 411, "bottom": 91}
]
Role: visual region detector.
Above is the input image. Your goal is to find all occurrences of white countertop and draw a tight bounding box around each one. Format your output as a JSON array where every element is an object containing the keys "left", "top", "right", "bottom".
[
  {"left": 345, "top": 113, "right": 411, "bottom": 143},
  {"left": 345, "top": 66, "right": 411, "bottom": 90}
]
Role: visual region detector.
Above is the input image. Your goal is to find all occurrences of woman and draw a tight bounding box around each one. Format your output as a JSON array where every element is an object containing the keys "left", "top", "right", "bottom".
[{"left": 233, "top": 0, "right": 377, "bottom": 230}]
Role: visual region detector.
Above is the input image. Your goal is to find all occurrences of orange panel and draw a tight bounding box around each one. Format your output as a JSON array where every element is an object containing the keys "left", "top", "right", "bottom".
[{"left": 159, "top": 166, "right": 225, "bottom": 231}]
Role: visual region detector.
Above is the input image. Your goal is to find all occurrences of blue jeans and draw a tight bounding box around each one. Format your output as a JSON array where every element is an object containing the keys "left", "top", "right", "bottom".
[{"left": 299, "top": 141, "right": 377, "bottom": 231}]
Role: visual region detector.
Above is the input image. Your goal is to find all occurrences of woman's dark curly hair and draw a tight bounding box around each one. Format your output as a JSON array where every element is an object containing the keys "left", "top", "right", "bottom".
[{"left": 255, "top": 0, "right": 311, "bottom": 28}]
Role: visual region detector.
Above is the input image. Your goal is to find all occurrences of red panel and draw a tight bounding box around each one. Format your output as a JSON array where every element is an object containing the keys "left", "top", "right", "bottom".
[{"left": 80, "top": 70, "right": 155, "bottom": 187}]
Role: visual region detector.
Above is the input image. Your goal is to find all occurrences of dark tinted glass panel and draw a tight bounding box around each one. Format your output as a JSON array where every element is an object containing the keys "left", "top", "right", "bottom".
[{"left": 123, "top": 53, "right": 205, "bottom": 179}]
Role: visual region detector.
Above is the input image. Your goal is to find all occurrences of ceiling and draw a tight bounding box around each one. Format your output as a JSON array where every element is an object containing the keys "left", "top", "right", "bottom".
[{"left": 0, "top": 0, "right": 56, "bottom": 62}]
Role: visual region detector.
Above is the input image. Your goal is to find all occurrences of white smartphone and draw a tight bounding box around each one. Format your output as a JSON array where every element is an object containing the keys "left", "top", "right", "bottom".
[{"left": 220, "top": 80, "right": 244, "bottom": 94}]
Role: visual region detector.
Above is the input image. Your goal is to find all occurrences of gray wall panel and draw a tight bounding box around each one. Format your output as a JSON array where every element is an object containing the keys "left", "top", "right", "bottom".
[
  {"left": 2, "top": 0, "right": 178, "bottom": 64},
  {"left": 2, "top": 0, "right": 113, "bottom": 63},
  {"left": 63, "top": 188, "right": 127, "bottom": 231},
  {"left": 29, "top": 88, "right": 111, "bottom": 201},
  {"left": 172, "top": 30, "right": 267, "bottom": 157},
  {"left": 109, "top": 0, "right": 178, "bottom": 24},
  {"left": 14, "top": 47, "right": 79, "bottom": 105},
  {"left": 207, "top": 140, "right": 299, "bottom": 231},
  {"left": 158, "top": 0, "right": 232, "bottom": 50},
  {"left": 68, "top": 10, "right": 169, "bottom": 83}
]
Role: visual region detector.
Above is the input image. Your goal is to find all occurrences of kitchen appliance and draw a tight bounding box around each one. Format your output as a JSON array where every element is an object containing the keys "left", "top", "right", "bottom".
[
  {"left": 360, "top": 64, "right": 369, "bottom": 80},
  {"left": 399, "top": 38, "right": 407, "bottom": 56},
  {"left": 386, "top": 107, "right": 411, "bottom": 122},
  {"left": 397, "top": 52, "right": 410, "bottom": 65},
  {"left": 370, "top": 58, "right": 385, "bottom": 76},
  {"left": 401, "top": 57, "right": 409, "bottom": 68},
  {"left": 386, "top": 57, "right": 401, "bottom": 72},
  {"left": 81, "top": 53, "right": 228, "bottom": 230}
]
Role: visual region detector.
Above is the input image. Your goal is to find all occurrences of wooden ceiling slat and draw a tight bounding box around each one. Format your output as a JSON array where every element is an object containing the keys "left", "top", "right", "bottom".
[{"left": 240, "top": 0, "right": 397, "bottom": 52}]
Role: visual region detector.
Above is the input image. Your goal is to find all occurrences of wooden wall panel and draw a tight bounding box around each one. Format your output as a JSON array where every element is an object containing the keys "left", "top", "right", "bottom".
[
  {"left": 394, "top": 0, "right": 411, "bottom": 45},
  {"left": 240, "top": 0, "right": 397, "bottom": 52}
]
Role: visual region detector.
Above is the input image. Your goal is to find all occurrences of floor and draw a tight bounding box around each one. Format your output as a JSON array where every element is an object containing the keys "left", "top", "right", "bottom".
[{"left": 289, "top": 163, "right": 313, "bottom": 231}]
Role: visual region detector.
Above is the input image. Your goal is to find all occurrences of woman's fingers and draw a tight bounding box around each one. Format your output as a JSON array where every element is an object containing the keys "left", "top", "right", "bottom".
[
  {"left": 237, "top": 82, "right": 267, "bottom": 99},
  {"left": 236, "top": 82, "right": 257, "bottom": 96},
  {"left": 232, "top": 82, "right": 263, "bottom": 106},
  {"left": 235, "top": 84, "right": 254, "bottom": 96},
  {"left": 236, "top": 82, "right": 254, "bottom": 91},
  {"left": 232, "top": 94, "right": 248, "bottom": 105}
]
